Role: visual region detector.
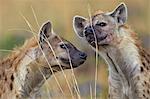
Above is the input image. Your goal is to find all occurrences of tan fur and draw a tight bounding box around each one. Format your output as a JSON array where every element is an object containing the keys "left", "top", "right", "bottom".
[
  {"left": 0, "top": 21, "right": 87, "bottom": 99},
  {"left": 0, "top": 37, "right": 38, "bottom": 98},
  {"left": 0, "top": 37, "right": 38, "bottom": 69},
  {"left": 105, "top": 26, "right": 150, "bottom": 99},
  {"left": 73, "top": 3, "right": 150, "bottom": 99}
]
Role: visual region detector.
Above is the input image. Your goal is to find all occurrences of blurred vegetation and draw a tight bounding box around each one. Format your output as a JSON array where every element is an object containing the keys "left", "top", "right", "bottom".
[{"left": 0, "top": 0, "right": 149, "bottom": 98}]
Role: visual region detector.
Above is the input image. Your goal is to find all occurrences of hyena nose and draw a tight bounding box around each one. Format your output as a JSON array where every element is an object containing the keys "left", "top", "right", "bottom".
[
  {"left": 85, "top": 27, "right": 93, "bottom": 33},
  {"left": 79, "top": 52, "right": 87, "bottom": 59}
]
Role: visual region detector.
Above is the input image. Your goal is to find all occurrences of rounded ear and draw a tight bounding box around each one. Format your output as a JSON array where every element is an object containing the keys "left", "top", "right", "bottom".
[
  {"left": 39, "top": 21, "right": 53, "bottom": 43},
  {"left": 109, "top": 3, "right": 128, "bottom": 25},
  {"left": 73, "top": 15, "right": 87, "bottom": 38}
]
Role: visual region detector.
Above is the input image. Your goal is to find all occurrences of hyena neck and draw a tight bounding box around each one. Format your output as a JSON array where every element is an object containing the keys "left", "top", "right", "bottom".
[
  {"left": 99, "top": 27, "right": 142, "bottom": 97},
  {"left": 0, "top": 38, "right": 52, "bottom": 98},
  {"left": 14, "top": 46, "right": 53, "bottom": 98}
]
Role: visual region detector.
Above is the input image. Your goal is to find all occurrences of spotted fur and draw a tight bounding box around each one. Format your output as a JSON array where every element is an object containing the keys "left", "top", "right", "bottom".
[
  {"left": 0, "top": 21, "right": 87, "bottom": 99},
  {"left": 73, "top": 3, "right": 150, "bottom": 99}
]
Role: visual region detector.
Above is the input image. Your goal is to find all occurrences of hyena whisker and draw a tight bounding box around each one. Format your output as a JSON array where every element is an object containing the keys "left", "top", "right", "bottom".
[
  {"left": 88, "top": 4, "right": 99, "bottom": 98},
  {"left": 20, "top": 14, "right": 65, "bottom": 97}
]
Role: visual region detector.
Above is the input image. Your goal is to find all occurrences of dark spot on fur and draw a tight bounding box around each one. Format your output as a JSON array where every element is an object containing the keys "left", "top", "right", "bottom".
[
  {"left": 146, "top": 67, "right": 149, "bottom": 70},
  {"left": 27, "top": 68, "right": 29, "bottom": 73},
  {"left": 147, "top": 60, "right": 150, "bottom": 64},
  {"left": 143, "top": 94, "right": 146, "bottom": 97},
  {"left": 108, "top": 94, "right": 110, "bottom": 98},
  {"left": 144, "top": 81, "right": 147, "bottom": 85},
  {"left": 135, "top": 90, "right": 137, "bottom": 93},
  {"left": 147, "top": 90, "right": 150, "bottom": 94},
  {"left": 142, "top": 62, "right": 146, "bottom": 66},
  {"left": 2, "top": 89, "right": 5, "bottom": 93},
  {"left": 10, "top": 83, "right": 13, "bottom": 90},
  {"left": 11, "top": 74, "right": 14, "bottom": 81},
  {"left": 5, "top": 76, "right": 7, "bottom": 81},
  {"left": 2, "top": 72, "right": 5, "bottom": 76},
  {"left": 140, "top": 67, "right": 144, "bottom": 72},
  {"left": 16, "top": 94, "right": 19, "bottom": 98},
  {"left": 137, "top": 76, "right": 140, "bottom": 80}
]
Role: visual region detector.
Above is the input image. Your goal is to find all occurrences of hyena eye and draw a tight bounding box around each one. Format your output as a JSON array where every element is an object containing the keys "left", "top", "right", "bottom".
[
  {"left": 96, "top": 22, "right": 107, "bottom": 27},
  {"left": 60, "top": 44, "right": 68, "bottom": 49}
]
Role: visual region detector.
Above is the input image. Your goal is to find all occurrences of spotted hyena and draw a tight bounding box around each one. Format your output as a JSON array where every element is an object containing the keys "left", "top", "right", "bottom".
[
  {"left": 0, "top": 21, "right": 87, "bottom": 99},
  {"left": 73, "top": 3, "right": 150, "bottom": 99}
]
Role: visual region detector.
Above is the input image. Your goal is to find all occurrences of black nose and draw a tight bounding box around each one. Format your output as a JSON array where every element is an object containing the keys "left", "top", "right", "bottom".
[
  {"left": 79, "top": 52, "right": 87, "bottom": 59},
  {"left": 85, "top": 27, "right": 93, "bottom": 33}
]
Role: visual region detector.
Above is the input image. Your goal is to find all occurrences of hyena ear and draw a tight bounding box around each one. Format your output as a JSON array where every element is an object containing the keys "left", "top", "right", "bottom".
[
  {"left": 109, "top": 3, "right": 128, "bottom": 25},
  {"left": 39, "top": 21, "right": 54, "bottom": 48},
  {"left": 73, "top": 15, "right": 87, "bottom": 37},
  {"left": 39, "top": 21, "right": 53, "bottom": 44}
]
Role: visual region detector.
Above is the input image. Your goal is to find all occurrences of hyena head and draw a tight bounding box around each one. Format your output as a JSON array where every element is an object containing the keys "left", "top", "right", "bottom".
[
  {"left": 73, "top": 3, "right": 128, "bottom": 50},
  {"left": 38, "top": 21, "right": 87, "bottom": 70}
]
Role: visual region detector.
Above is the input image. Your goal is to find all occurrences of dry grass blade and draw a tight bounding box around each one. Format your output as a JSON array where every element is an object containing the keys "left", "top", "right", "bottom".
[
  {"left": 0, "top": 49, "right": 18, "bottom": 52},
  {"left": 30, "top": 6, "right": 40, "bottom": 28},
  {"left": 87, "top": 4, "right": 99, "bottom": 99},
  {"left": 90, "top": 84, "right": 93, "bottom": 99}
]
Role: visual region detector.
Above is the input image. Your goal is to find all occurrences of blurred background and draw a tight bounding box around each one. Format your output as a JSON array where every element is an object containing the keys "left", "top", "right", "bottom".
[{"left": 0, "top": 0, "right": 149, "bottom": 98}]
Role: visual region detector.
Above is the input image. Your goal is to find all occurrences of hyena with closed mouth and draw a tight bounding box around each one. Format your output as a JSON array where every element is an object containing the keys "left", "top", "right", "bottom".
[
  {"left": 73, "top": 3, "right": 150, "bottom": 99},
  {"left": 0, "top": 21, "right": 87, "bottom": 99}
]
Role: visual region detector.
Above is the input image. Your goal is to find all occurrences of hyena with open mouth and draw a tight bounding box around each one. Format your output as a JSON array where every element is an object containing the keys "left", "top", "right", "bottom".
[
  {"left": 0, "top": 21, "right": 87, "bottom": 99},
  {"left": 73, "top": 3, "right": 150, "bottom": 99}
]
